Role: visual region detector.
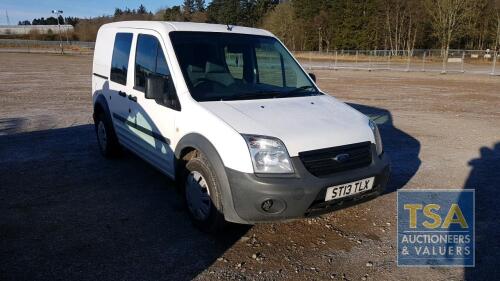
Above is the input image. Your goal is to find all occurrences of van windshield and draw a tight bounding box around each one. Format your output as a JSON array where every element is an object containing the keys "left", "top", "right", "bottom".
[{"left": 169, "top": 31, "right": 321, "bottom": 102}]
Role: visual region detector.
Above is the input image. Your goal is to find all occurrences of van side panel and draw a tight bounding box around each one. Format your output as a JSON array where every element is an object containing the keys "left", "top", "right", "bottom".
[
  {"left": 92, "top": 27, "right": 115, "bottom": 100},
  {"left": 93, "top": 27, "right": 115, "bottom": 77}
]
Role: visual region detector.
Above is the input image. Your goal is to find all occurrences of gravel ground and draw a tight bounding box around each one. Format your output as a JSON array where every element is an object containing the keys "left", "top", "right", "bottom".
[{"left": 1, "top": 53, "right": 499, "bottom": 281}]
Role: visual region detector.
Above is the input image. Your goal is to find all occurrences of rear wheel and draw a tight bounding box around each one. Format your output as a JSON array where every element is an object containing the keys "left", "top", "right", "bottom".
[
  {"left": 183, "top": 152, "right": 226, "bottom": 233},
  {"left": 94, "top": 110, "right": 120, "bottom": 158}
]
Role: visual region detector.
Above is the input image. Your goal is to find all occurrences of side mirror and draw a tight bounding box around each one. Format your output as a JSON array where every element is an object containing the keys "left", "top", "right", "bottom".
[
  {"left": 145, "top": 73, "right": 166, "bottom": 100},
  {"left": 308, "top": 73, "right": 316, "bottom": 83},
  {"left": 144, "top": 73, "right": 180, "bottom": 110}
]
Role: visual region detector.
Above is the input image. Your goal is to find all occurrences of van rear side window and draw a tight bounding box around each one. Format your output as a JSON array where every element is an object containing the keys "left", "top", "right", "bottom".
[{"left": 110, "top": 33, "right": 133, "bottom": 85}]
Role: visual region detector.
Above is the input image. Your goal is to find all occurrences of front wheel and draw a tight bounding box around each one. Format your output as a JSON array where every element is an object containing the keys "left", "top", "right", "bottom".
[{"left": 183, "top": 153, "right": 226, "bottom": 233}]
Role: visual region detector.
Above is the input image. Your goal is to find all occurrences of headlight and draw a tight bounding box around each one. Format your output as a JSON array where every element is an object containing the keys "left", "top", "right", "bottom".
[
  {"left": 369, "top": 120, "right": 383, "bottom": 156},
  {"left": 242, "top": 135, "right": 294, "bottom": 174}
]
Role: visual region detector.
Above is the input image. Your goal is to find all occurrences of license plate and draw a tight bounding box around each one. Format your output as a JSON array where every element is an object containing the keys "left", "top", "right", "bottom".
[{"left": 325, "top": 177, "right": 374, "bottom": 201}]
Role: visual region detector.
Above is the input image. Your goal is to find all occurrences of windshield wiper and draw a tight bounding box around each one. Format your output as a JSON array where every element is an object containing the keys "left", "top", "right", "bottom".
[
  {"left": 224, "top": 90, "right": 285, "bottom": 101},
  {"left": 285, "top": 85, "right": 321, "bottom": 96},
  {"left": 220, "top": 87, "right": 320, "bottom": 101}
]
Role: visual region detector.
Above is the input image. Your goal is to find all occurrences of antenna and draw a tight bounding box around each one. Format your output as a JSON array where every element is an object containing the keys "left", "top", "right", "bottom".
[{"left": 226, "top": 24, "right": 233, "bottom": 31}]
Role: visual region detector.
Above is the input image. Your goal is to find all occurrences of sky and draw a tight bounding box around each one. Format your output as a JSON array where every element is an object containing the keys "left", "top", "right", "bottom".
[{"left": 0, "top": 0, "right": 186, "bottom": 25}]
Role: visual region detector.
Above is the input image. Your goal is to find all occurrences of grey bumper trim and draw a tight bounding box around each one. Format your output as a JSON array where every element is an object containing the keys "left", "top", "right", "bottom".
[{"left": 224, "top": 145, "right": 390, "bottom": 224}]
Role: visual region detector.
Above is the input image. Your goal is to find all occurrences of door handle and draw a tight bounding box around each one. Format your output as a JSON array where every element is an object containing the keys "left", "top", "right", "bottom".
[
  {"left": 128, "top": 95, "right": 137, "bottom": 102},
  {"left": 118, "top": 91, "right": 127, "bottom": 97}
]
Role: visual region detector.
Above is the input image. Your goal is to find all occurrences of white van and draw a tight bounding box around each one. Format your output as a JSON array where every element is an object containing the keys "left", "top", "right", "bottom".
[{"left": 92, "top": 21, "right": 390, "bottom": 231}]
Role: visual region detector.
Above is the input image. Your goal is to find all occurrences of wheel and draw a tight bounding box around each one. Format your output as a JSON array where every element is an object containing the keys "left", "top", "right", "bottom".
[
  {"left": 183, "top": 153, "right": 226, "bottom": 233},
  {"left": 94, "top": 110, "right": 120, "bottom": 158}
]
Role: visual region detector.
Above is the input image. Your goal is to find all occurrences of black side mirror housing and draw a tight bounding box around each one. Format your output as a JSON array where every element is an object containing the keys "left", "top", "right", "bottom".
[
  {"left": 145, "top": 74, "right": 180, "bottom": 110},
  {"left": 308, "top": 73, "right": 316, "bottom": 83},
  {"left": 145, "top": 73, "right": 165, "bottom": 100}
]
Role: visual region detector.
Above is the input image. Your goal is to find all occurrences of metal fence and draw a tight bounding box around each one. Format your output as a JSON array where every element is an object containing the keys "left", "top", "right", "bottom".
[
  {"left": 296, "top": 49, "right": 500, "bottom": 76},
  {"left": 0, "top": 39, "right": 95, "bottom": 55},
  {"left": 0, "top": 40, "right": 498, "bottom": 76}
]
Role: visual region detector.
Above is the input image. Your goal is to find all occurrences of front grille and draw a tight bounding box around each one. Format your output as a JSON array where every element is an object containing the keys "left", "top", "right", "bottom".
[{"left": 298, "top": 141, "right": 372, "bottom": 177}]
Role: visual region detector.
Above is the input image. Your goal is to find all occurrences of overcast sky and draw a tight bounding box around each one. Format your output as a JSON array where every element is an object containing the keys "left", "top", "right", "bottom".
[{"left": 0, "top": 0, "right": 186, "bottom": 25}]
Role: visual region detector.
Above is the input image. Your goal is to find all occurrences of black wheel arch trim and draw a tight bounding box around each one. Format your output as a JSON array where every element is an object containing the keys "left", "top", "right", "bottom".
[
  {"left": 93, "top": 94, "right": 112, "bottom": 121},
  {"left": 93, "top": 94, "right": 120, "bottom": 140},
  {"left": 175, "top": 133, "right": 247, "bottom": 224}
]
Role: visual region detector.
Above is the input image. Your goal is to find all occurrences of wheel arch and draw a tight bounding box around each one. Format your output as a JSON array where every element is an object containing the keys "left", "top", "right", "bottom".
[
  {"left": 175, "top": 133, "right": 246, "bottom": 224},
  {"left": 93, "top": 94, "right": 111, "bottom": 122}
]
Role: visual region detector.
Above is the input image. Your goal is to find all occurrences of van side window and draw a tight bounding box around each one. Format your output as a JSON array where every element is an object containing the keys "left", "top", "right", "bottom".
[
  {"left": 135, "top": 34, "right": 158, "bottom": 89},
  {"left": 135, "top": 34, "right": 178, "bottom": 109},
  {"left": 135, "top": 34, "right": 173, "bottom": 89},
  {"left": 110, "top": 33, "right": 133, "bottom": 85},
  {"left": 156, "top": 48, "right": 170, "bottom": 77}
]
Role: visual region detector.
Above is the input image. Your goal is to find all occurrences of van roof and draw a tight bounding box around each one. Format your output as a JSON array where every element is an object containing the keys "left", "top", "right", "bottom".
[{"left": 99, "top": 21, "right": 274, "bottom": 37}]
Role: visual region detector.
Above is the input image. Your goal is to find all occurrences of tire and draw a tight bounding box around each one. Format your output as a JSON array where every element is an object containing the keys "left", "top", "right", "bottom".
[
  {"left": 183, "top": 152, "right": 226, "bottom": 233},
  {"left": 94, "top": 110, "right": 121, "bottom": 158}
]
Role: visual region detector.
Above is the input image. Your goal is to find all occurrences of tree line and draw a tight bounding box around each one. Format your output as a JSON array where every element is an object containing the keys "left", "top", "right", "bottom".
[
  {"left": 263, "top": 0, "right": 500, "bottom": 52},
  {"left": 16, "top": 0, "right": 500, "bottom": 52},
  {"left": 18, "top": 16, "right": 79, "bottom": 26}
]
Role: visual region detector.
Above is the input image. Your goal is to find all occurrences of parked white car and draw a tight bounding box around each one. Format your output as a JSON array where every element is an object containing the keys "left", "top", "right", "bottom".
[{"left": 92, "top": 21, "right": 390, "bottom": 232}]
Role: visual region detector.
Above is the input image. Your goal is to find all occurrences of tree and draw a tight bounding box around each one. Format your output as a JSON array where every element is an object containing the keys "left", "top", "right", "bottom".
[
  {"left": 424, "top": 0, "right": 473, "bottom": 72},
  {"left": 195, "top": 0, "right": 206, "bottom": 12},
  {"left": 494, "top": 9, "right": 500, "bottom": 52},
  {"left": 137, "top": 4, "right": 147, "bottom": 14},
  {"left": 65, "top": 17, "right": 79, "bottom": 27},
  {"left": 262, "top": 1, "right": 299, "bottom": 49},
  {"left": 247, "top": 0, "right": 278, "bottom": 27},
  {"left": 114, "top": 8, "right": 123, "bottom": 17},
  {"left": 183, "top": 0, "right": 196, "bottom": 19},
  {"left": 206, "top": 0, "right": 275, "bottom": 26},
  {"left": 207, "top": 0, "right": 241, "bottom": 25},
  {"left": 163, "top": 6, "right": 184, "bottom": 21},
  {"left": 190, "top": 11, "right": 208, "bottom": 22},
  {"left": 460, "top": 0, "right": 491, "bottom": 49},
  {"left": 292, "top": 0, "right": 328, "bottom": 50},
  {"left": 313, "top": 10, "right": 330, "bottom": 52},
  {"left": 384, "top": 0, "right": 424, "bottom": 55},
  {"left": 32, "top": 17, "right": 56, "bottom": 25},
  {"left": 490, "top": 1, "right": 500, "bottom": 52},
  {"left": 16, "top": 0, "right": 500, "bottom": 49},
  {"left": 181, "top": 0, "right": 208, "bottom": 22}
]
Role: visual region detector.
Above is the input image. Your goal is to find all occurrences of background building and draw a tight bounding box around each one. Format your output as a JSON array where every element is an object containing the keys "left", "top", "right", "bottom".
[{"left": 0, "top": 25, "right": 73, "bottom": 35}]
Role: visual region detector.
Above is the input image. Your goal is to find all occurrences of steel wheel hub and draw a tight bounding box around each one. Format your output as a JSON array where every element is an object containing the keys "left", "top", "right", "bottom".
[
  {"left": 97, "top": 121, "right": 107, "bottom": 151},
  {"left": 185, "top": 170, "right": 211, "bottom": 221}
]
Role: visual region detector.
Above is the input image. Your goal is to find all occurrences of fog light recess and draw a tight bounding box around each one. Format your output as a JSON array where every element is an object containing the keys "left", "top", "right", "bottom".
[
  {"left": 261, "top": 199, "right": 274, "bottom": 212},
  {"left": 260, "top": 198, "right": 286, "bottom": 214}
]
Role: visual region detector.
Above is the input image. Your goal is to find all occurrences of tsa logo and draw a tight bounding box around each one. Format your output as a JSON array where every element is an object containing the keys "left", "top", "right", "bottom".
[{"left": 397, "top": 190, "right": 475, "bottom": 267}]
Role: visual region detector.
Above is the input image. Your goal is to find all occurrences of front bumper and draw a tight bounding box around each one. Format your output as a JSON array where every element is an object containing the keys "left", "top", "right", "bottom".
[{"left": 225, "top": 146, "right": 390, "bottom": 224}]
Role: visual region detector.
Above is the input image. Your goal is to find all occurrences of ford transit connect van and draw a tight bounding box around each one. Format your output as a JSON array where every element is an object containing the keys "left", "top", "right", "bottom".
[{"left": 92, "top": 21, "right": 390, "bottom": 231}]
